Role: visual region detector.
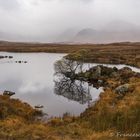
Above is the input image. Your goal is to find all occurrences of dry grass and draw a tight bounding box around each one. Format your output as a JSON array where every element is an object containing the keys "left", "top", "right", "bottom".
[
  {"left": 0, "top": 41, "right": 140, "bottom": 68},
  {"left": 0, "top": 78, "right": 140, "bottom": 139},
  {"left": 0, "top": 41, "right": 140, "bottom": 139}
]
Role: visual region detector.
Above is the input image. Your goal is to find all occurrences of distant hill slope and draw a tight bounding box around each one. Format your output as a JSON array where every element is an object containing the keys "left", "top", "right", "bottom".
[
  {"left": 74, "top": 21, "right": 140, "bottom": 43},
  {"left": 1, "top": 20, "right": 140, "bottom": 44}
]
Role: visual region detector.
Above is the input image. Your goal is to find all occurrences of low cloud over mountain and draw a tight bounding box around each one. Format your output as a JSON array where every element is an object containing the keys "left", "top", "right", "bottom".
[
  {"left": 73, "top": 21, "right": 140, "bottom": 43},
  {"left": 0, "top": 0, "right": 140, "bottom": 43}
]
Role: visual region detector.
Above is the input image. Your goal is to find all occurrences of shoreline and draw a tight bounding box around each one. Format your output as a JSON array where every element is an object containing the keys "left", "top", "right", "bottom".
[
  {"left": 0, "top": 41, "right": 140, "bottom": 139},
  {"left": 0, "top": 41, "right": 140, "bottom": 69},
  {"left": 0, "top": 64, "right": 139, "bottom": 139}
]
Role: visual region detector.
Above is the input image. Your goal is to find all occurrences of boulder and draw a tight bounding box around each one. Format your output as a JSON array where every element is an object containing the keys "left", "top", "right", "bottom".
[
  {"left": 111, "top": 72, "right": 118, "bottom": 77},
  {"left": 115, "top": 84, "right": 130, "bottom": 95},
  {"left": 97, "top": 80, "right": 103, "bottom": 85},
  {"left": 121, "top": 67, "right": 132, "bottom": 72},
  {"left": 95, "top": 66, "right": 102, "bottom": 78}
]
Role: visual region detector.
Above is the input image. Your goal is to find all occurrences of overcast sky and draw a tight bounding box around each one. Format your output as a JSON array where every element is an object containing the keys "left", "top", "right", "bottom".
[{"left": 0, "top": 0, "right": 140, "bottom": 42}]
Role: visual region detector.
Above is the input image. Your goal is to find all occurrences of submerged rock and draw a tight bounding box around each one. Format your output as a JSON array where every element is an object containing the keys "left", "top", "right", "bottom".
[
  {"left": 0, "top": 56, "right": 5, "bottom": 59},
  {"left": 15, "top": 61, "right": 28, "bottom": 64},
  {"left": 0, "top": 56, "right": 13, "bottom": 59},
  {"left": 8, "top": 56, "right": 13, "bottom": 59},
  {"left": 35, "top": 105, "right": 44, "bottom": 109}
]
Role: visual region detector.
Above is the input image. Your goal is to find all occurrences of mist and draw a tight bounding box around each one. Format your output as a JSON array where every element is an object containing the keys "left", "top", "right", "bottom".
[{"left": 0, "top": 0, "right": 140, "bottom": 43}]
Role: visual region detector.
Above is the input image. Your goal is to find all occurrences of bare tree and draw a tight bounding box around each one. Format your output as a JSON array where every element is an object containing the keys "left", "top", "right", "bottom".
[{"left": 54, "top": 58, "right": 83, "bottom": 79}]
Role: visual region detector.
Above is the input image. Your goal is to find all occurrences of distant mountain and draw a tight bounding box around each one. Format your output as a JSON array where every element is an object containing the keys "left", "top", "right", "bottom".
[
  {"left": 74, "top": 28, "right": 101, "bottom": 43},
  {"left": 54, "top": 28, "right": 78, "bottom": 43},
  {"left": 1, "top": 20, "right": 140, "bottom": 43},
  {"left": 73, "top": 21, "right": 140, "bottom": 43},
  {"left": 76, "top": 28, "right": 97, "bottom": 36}
]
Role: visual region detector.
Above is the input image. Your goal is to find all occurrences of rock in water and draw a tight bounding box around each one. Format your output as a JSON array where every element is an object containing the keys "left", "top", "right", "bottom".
[
  {"left": 35, "top": 105, "right": 44, "bottom": 109},
  {"left": 3, "top": 91, "right": 15, "bottom": 96}
]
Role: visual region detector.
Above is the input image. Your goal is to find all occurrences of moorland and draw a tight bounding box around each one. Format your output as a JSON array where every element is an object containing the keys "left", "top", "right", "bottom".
[{"left": 0, "top": 41, "right": 140, "bottom": 140}]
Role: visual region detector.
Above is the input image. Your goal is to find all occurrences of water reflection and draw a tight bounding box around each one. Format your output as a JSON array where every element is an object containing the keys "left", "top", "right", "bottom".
[
  {"left": 1, "top": 52, "right": 138, "bottom": 117},
  {"left": 0, "top": 52, "right": 96, "bottom": 117},
  {"left": 54, "top": 77, "right": 92, "bottom": 104}
]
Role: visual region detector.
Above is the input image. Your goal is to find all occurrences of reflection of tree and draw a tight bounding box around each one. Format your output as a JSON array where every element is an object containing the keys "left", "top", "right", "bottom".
[{"left": 54, "top": 77, "right": 92, "bottom": 104}]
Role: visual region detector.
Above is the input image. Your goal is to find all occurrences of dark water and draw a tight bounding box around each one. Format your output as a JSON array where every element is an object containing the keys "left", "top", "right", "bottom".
[{"left": 0, "top": 52, "right": 102, "bottom": 117}]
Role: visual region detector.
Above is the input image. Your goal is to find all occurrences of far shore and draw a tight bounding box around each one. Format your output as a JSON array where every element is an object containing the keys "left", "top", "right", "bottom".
[
  {"left": 0, "top": 41, "right": 140, "bottom": 53},
  {"left": 0, "top": 41, "right": 140, "bottom": 68}
]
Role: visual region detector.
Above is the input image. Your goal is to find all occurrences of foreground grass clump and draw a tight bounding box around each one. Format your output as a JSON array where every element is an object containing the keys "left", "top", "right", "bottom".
[
  {"left": 0, "top": 95, "right": 51, "bottom": 139},
  {"left": 81, "top": 80, "right": 140, "bottom": 132},
  {"left": 0, "top": 95, "right": 43, "bottom": 120}
]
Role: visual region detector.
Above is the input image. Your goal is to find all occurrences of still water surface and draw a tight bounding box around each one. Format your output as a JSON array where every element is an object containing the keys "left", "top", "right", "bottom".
[
  {"left": 0, "top": 52, "right": 102, "bottom": 117},
  {"left": 0, "top": 52, "right": 139, "bottom": 117}
]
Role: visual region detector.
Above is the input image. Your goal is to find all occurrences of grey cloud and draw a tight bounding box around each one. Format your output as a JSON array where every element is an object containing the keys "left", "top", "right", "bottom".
[
  {"left": 0, "top": 0, "right": 140, "bottom": 43},
  {"left": 0, "top": 0, "right": 19, "bottom": 10}
]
